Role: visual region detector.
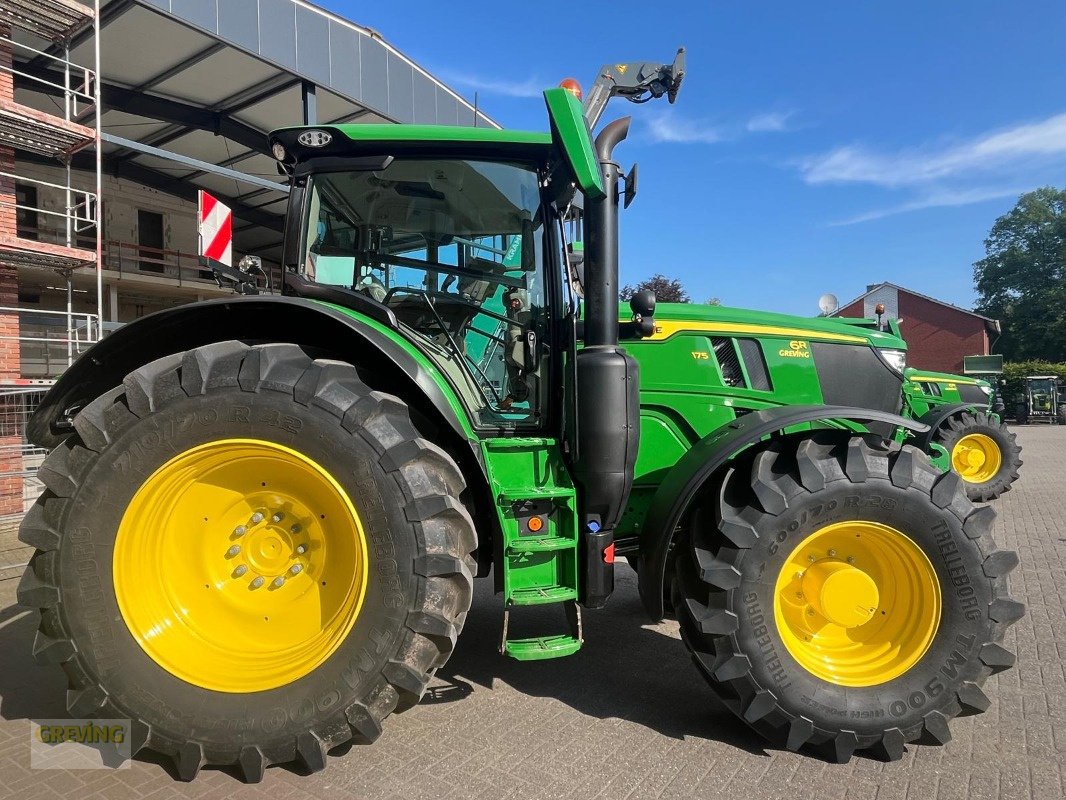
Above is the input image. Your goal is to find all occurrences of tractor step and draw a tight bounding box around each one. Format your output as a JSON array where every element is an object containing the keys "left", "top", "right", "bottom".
[
  {"left": 501, "top": 600, "right": 582, "bottom": 660},
  {"left": 506, "top": 535, "right": 573, "bottom": 554},
  {"left": 482, "top": 436, "right": 583, "bottom": 658},
  {"left": 498, "top": 488, "right": 575, "bottom": 501},
  {"left": 504, "top": 634, "right": 582, "bottom": 660},
  {"left": 509, "top": 585, "right": 578, "bottom": 605}
]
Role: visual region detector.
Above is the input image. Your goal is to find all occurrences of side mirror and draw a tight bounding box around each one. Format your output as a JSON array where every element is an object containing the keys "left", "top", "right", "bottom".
[
  {"left": 566, "top": 241, "right": 585, "bottom": 299},
  {"left": 521, "top": 218, "right": 536, "bottom": 271},
  {"left": 623, "top": 163, "right": 638, "bottom": 209}
]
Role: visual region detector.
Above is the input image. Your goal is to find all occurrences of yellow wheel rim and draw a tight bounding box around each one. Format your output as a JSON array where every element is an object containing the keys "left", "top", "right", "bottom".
[
  {"left": 114, "top": 439, "right": 369, "bottom": 693},
  {"left": 773, "top": 521, "right": 941, "bottom": 687},
  {"left": 950, "top": 433, "right": 1002, "bottom": 484}
]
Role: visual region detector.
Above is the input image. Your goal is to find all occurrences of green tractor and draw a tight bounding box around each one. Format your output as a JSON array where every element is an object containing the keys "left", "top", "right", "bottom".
[
  {"left": 1015, "top": 374, "right": 1065, "bottom": 424},
  {"left": 901, "top": 368, "right": 1021, "bottom": 500},
  {"left": 17, "top": 58, "right": 1021, "bottom": 780}
]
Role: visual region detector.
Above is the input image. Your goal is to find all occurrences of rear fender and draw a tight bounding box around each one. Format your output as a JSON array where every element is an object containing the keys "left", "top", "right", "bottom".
[
  {"left": 29, "top": 296, "right": 476, "bottom": 452},
  {"left": 913, "top": 403, "right": 978, "bottom": 451},
  {"left": 636, "top": 405, "right": 928, "bottom": 621}
]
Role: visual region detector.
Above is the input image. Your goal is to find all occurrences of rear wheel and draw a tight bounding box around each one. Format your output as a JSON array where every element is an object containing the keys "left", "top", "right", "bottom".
[
  {"left": 935, "top": 411, "right": 1022, "bottom": 501},
  {"left": 672, "top": 433, "right": 1022, "bottom": 762},
  {"left": 17, "top": 342, "right": 476, "bottom": 781}
]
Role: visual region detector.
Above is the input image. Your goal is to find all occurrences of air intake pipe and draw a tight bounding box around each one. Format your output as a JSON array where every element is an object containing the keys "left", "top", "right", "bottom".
[{"left": 573, "top": 116, "right": 641, "bottom": 609}]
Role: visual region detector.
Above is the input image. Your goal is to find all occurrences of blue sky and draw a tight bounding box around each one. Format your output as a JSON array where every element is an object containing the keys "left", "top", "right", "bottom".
[{"left": 323, "top": 0, "right": 1066, "bottom": 315}]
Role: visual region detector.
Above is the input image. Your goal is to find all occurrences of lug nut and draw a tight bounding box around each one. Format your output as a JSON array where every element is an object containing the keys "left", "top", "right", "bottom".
[
  {"left": 232, "top": 564, "right": 248, "bottom": 577},
  {"left": 828, "top": 549, "right": 837, "bottom": 557},
  {"left": 794, "top": 571, "right": 804, "bottom": 580},
  {"left": 290, "top": 564, "right": 303, "bottom": 575},
  {"left": 250, "top": 576, "right": 264, "bottom": 589},
  {"left": 272, "top": 512, "right": 284, "bottom": 523},
  {"left": 796, "top": 592, "right": 804, "bottom": 600},
  {"left": 290, "top": 524, "right": 301, "bottom": 534},
  {"left": 272, "top": 576, "right": 285, "bottom": 588},
  {"left": 233, "top": 525, "right": 247, "bottom": 537},
  {"left": 225, "top": 544, "right": 241, "bottom": 558},
  {"left": 847, "top": 556, "right": 855, "bottom": 564},
  {"left": 251, "top": 512, "right": 264, "bottom": 524},
  {"left": 807, "top": 555, "right": 816, "bottom": 563},
  {"left": 296, "top": 544, "right": 307, "bottom": 555}
]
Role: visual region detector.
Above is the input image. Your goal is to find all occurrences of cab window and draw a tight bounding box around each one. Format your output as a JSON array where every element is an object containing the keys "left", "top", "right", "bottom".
[{"left": 302, "top": 159, "right": 548, "bottom": 427}]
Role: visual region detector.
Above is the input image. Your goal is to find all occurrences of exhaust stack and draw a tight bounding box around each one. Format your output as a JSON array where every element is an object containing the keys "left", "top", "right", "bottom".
[{"left": 573, "top": 116, "right": 640, "bottom": 609}]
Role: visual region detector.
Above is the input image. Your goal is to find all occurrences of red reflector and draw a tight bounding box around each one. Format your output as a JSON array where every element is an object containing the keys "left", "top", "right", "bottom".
[{"left": 603, "top": 543, "right": 615, "bottom": 564}]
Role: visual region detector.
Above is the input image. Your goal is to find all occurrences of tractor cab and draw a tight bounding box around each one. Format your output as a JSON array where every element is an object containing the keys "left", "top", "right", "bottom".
[
  {"left": 285, "top": 148, "right": 550, "bottom": 425},
  {"left": 269, "top": 92, "right": 606, "bottom": 431}
]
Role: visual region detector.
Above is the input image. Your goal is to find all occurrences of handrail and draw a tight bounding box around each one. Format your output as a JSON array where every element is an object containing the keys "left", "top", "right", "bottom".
[
  {"left": 2, "top": 35, "right": 95, "bottom": 120},
  {"left": 102, "top": 239, "right": 219, "bottom": 288},
  {"left": 0, "top": 173, "right": 96, "bottom": 229}
]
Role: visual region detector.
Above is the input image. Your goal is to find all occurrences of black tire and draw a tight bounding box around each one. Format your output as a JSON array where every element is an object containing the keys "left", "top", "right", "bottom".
[
  {"left": 1015, "top": 403, "right": 1029, "bottom": 425},
  {"left": 672, "top": 433, "right": 1022, "bottom": 763},
  {"left": 933, "top": 410, "right": 1023, "bottom": 501},
  {"left": 16, "top": 342, "right": 476, "bottom": 781}
]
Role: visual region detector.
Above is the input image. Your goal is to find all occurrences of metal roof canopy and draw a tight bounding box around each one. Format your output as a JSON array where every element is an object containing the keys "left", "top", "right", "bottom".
[{"left": 11, "top": 0, "right": 499, "bottom": 264}]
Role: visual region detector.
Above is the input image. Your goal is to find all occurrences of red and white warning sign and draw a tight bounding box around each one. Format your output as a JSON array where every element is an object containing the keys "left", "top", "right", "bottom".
[{"left": 198, "top": 190, "right": 232, "bottom": 267}]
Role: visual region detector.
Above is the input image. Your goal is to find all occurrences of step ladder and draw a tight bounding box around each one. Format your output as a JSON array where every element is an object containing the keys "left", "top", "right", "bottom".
[{"left": 483, "top": 438, "right": 583, "bottom": 660}]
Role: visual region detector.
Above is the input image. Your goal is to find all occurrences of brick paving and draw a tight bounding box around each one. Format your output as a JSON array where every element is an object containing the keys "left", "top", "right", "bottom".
[{"left": 0, "top": 426, "right": 1061, "bottom": 799}]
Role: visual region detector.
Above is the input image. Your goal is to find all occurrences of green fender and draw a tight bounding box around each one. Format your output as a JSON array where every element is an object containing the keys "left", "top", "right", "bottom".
[
  {"left": 636, "top": 404, "right": 930, "bottom": 621},
  {"left": 27, "top": 296, "right": 480, "bottom": 459}
]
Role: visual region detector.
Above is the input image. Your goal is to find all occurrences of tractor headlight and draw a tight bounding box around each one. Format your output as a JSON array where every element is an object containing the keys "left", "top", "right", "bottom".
[{"left": 879, "top": 348, "right": 907, "bottom": 375}]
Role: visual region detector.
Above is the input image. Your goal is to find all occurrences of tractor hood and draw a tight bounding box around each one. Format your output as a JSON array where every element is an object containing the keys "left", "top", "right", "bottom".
[
  {"left": 625, "top": 302, "right": 908, "bottom": 351},
  {"left": 903, "top": 367, "right": 988, "bottom": 388}
]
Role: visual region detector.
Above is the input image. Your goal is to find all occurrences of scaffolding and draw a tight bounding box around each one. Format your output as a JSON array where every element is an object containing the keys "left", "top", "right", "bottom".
[
  {"left": 0, "top": 0, "right": 99, "bottom": 532},
  {"left": 0, "top": 0, "right": 100, "bottom": 367}
]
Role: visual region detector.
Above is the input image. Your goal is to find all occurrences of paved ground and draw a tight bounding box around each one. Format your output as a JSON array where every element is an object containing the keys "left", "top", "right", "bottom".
[{"left": 0, "top": 426, "right": 1062, "bottom": 800}]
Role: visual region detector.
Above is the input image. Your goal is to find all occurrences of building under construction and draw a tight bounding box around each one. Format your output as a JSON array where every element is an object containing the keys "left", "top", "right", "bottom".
[{"left": 0, "top": 0, "right": 495, "bottom": 523}]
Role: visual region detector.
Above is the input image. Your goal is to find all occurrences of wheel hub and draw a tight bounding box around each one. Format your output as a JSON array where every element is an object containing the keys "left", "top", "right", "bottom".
[
  {"left": 113, "top": 439, "right": 368, "bottom": 693},
  {"left": 800, "top": 560, "right": 879, "bottom": 628},
  {"left": 950, "top": 433, "right": 1002, "bottom": 483},
  {"left": 774, "top": 521, "right": 941, "bottom": 687},
  {"left": 235, "top": 505, "right": 303, "bottom": 582}
]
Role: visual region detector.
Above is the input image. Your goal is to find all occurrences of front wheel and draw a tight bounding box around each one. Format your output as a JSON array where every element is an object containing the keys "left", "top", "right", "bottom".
[
  {"left": 672, "top": 434, "right": 1022, "bottom": 762},
  {"left": 17, "top": 343, "right": 476, "bottom": 781},
  {"left": 934, "top": 410, "right": 1022, "bottom": 501}
]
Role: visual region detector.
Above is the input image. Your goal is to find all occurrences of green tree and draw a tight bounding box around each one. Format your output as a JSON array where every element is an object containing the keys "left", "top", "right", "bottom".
[
  {"left": 620, "top": 273, "right": 690, "bottom": 303},
  {"left": 973, "top": 187, "right": 1066, "bottom": 360}
]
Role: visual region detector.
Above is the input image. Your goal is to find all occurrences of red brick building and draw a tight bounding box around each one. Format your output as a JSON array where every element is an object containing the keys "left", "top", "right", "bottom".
[{"left": 836, "top": 282, "right": 1000, "bottom": 373}]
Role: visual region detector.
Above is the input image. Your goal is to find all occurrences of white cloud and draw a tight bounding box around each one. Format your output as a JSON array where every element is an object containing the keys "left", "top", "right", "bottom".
[
  {"left": 646, "top": 109, "right": 797, "bottom": 145},
  {"left": 800, "top": 112, "right": 1066, "bottom": 187},
  {"left": 646, "top": 113, "right": 724, "bottom": 144},
  {"left": 746, "top": 111, "right": 794, "bottom": 133},
  {"left": 440, "top": 72, "right": 545, "bottom": 99},
  {"left": 829, "top": 186, "right": 1024, "bottom": 226}
]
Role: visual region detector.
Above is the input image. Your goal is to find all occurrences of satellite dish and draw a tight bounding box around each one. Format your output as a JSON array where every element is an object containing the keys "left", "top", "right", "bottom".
[{"left": 818, "top": 293, "right": 839, "bottom": 316}]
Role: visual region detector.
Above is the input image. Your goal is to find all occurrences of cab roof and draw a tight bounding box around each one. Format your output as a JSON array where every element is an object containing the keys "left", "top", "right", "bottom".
[
  {"left": 270, "top": 123, "right": 553, "bottom": 164},
  {"left": 334, "top": 124, "right": 551, "bottom": 146}
]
